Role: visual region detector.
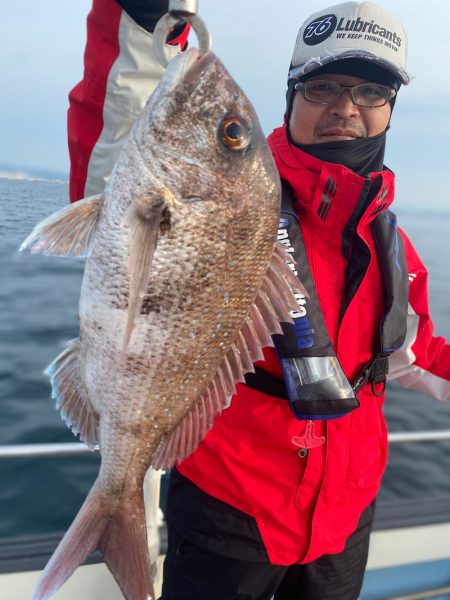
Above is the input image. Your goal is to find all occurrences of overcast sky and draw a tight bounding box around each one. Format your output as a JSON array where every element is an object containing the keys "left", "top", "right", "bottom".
[{"left": 1, "top": 1, "right": 449, "bottom": 210}]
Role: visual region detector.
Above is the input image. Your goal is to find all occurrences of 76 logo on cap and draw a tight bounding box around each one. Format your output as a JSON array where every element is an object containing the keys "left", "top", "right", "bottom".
[{"left": 304, "top": 14, "right": 337, "bottom": 45}]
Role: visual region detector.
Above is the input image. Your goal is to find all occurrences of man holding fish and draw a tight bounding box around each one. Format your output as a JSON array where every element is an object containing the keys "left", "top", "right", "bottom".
[{"left": 28, "top": 1, "right": 450, "bottom": 599}]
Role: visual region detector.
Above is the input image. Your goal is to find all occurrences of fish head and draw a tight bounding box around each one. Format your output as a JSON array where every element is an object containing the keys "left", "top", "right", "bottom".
[{"left": 133, "top": 48, "right": 281, "bottom": 221}]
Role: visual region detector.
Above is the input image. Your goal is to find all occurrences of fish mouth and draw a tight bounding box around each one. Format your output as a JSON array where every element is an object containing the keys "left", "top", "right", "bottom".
[
  {"left": 181, "top": 50, "right": 217, "bottom": 83},
  {"left": 146, "top": 48, "right": 220, "bottom": 115},
  {"left": 165, "top": 47, "right": 202, "bottom": 87},
  {"left": 165, "top": 48, "right": 218, "bottom": 92}
]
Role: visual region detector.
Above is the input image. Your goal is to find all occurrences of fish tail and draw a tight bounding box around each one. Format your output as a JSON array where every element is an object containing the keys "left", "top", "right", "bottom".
[
  {"left": 31, "top": 484, "right": 107, "bottom": 600},
  {"left": 100, "top": 489, "right": 156, "bottom": 600},
  {"left": 31, "top": 483, "right": 155, "bottom": 600}
]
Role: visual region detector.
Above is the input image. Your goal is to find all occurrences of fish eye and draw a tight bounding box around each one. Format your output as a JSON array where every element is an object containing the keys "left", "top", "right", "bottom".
[{"left": 219, "top": 116, "right": 251, "bottom": 151}]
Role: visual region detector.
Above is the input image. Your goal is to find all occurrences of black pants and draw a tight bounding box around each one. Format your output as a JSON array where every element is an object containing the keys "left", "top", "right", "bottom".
[{"left": 160, "top": 501, "right": 375, "bottom": 600}]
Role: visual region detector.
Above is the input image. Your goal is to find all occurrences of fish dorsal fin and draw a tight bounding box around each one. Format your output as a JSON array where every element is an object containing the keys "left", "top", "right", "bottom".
[
  {"left": 20, "top": 195, "right": 103, "bottom": 258},
  {"left": 46, "top": 338, "right": 100, "bottom": 450},
  {"left": 151, "top": 242, "right": 303, "bottom": 470}
]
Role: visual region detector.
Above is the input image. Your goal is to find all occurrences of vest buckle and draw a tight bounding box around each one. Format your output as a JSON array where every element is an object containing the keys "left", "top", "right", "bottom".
[
  {"left": 369, "top": 355, "right": 389, "bottom": 396},
  {"left": 352, "top": 355, "right": 389, "bottom": 396}
]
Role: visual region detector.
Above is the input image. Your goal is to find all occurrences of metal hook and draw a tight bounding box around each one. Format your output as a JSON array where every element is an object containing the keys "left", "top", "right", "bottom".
[{"left": 153, "top": 1, "right": 212, "bottom": 68}]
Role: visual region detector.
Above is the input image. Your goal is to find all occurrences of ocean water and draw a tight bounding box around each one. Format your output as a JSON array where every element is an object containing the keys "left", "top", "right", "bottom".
[{"left": 0, "top": 177, "right": 450, "bottom": 538}]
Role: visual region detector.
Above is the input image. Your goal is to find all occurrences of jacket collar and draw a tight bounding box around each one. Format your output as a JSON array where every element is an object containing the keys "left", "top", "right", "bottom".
[{"left": 267, "top": 125, "right": 396, "bottom": 232}]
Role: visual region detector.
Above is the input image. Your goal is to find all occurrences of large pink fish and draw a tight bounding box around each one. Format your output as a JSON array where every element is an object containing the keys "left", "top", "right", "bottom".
[{"left": 21, "top": 47, "right": 303, "bottom": 599}]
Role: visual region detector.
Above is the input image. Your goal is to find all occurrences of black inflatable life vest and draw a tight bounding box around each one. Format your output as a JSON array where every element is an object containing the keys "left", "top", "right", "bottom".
[{"left": 245, "top": 179, "right": 409, "bottom": 420}]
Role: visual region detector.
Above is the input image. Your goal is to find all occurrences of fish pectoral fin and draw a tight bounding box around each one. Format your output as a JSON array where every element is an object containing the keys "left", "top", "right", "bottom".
[
  {"left": 122, "top": 190, "right": 168, "bottom": 353},
  {"left": 46, "top": 338, "right": 99, "bottom": 449},
  {"left": 20, "top": 194, "right": 103, "bottom": 258}
]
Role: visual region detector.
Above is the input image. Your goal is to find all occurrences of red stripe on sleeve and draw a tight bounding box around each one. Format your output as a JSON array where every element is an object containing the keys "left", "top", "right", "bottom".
[
  {"left": 67, "top": 0, "right": 123, "bottom": 202},
  {"left": 168, "top": 23, "right": 191, "bottom": 50}
]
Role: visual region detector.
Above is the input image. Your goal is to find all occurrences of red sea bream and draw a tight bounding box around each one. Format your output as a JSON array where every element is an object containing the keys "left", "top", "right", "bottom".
[{"left": 21, "top": 47, "right": 303, "bottom": 600}]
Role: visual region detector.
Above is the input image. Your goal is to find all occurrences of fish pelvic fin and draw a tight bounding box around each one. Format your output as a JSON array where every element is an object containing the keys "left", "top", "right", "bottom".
[
  {"left": 122, "top": 189, "right": 169, "bottom": 354},
  {"left": 20, "top": 194, "right": 103, "bottom": 258},
  {"left": 31, "top": 484, "right": 156, "bottom": 600},
  {"left": 151, "top": 242, "right": 304, "bottom": 470},
  {"left": 46, "top": 338, "right": 99, "bottom": 449}
]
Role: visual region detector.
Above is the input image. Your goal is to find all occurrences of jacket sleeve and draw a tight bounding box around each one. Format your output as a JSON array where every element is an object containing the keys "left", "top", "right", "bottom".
[
  {"left": 387, "top": 228, "right": 450, "bottom": 400},
  {"left": 67, "top": 0, "right": 189, "bottom": 202}
]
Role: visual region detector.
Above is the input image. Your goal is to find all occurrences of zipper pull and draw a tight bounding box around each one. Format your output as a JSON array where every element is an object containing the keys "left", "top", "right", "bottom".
[{"left": 291, "top": 420, "right": 325, "bottom": 450}]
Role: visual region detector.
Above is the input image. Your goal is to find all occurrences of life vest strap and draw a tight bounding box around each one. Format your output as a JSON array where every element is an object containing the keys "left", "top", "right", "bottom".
[
  {"left": 246, "top": 354, "right": 389, "bottom": 402},
  {"left": 352, "top": 355, "right": 389, "bottom": 396}
]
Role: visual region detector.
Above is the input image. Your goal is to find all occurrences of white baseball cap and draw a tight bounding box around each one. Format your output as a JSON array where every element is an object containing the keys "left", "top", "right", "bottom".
[{"left": 289, "top": 1, "right": 411, "bottom": 85}]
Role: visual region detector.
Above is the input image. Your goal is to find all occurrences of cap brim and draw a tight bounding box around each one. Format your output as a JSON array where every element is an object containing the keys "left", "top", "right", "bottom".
[{"left": 289, "top": 49, "right": 411, "bottom": 85}]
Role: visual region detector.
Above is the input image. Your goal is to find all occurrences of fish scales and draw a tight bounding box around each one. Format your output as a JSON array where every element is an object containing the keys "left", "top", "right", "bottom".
[
  {"left": 87, "top": 198, "right": 276, "bottom": 487},
  {"left": 21, "top": 48, "right": 304, "bottom": 600}
]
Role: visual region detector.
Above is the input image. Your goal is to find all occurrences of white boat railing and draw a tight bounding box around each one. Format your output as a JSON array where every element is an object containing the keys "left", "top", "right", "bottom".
[
  {"left": 388, "top": 430, "right": 450, "bottom": 443},
  {"left": 0, "top": 430, "right": 450, "bottom": 458},
  {"left": 0, "top": 443, "right": 99, "bottom": 458},
  {"left": 382, "top": 584, "right": 450, "bottom": 599}
]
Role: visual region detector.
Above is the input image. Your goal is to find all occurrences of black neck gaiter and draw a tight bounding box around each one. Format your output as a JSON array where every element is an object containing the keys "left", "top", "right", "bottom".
[{"left": 287, "top": 128, "right": 387, "bottom": 177}]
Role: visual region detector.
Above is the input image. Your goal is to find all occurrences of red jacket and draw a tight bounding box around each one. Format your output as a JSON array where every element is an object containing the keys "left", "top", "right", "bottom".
[
  {"left": 68, "top": 0, "right": 450, "bottom": 566},
  {"left": 177, "top": 127, "right": 378, "bottom": 563},
  {"left": 175, "top": 127, "right": 450, "bottom": 564}
]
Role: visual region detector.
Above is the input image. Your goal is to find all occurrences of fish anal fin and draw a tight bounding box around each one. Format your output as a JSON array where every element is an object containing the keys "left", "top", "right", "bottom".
[
  {"left": 46, "top": 338, "right": 99, "bottom": 450},
  {"left": 20, "top": 194, "right": 103, "bottom": 258}
]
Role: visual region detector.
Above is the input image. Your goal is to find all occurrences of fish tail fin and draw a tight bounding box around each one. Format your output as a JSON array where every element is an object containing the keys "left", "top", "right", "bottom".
[
  {"left": 31, "top": 484, "right": 107, "bottom": 600},
  {"left": 100, "top": 490, "right": 156, "bottom": 600},
  {"left": 31, "top": 483, "right": 155, "bottom": 600}
]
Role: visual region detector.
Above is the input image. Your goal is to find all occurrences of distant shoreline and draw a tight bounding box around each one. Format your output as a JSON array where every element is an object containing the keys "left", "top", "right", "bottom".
[{"left": 0, "top": 164, "right": 67, "bottom": 183}]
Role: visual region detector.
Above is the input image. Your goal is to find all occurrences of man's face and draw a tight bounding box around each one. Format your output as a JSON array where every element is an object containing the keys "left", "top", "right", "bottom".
[{"left": 289, "top": 73, "right": 392, "bottom": 145}]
